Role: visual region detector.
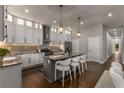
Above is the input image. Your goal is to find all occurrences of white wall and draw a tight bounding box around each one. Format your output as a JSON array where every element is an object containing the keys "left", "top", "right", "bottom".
[
  {"left": 79, "top": 24, "right": 104, "bottom": 63},
  {"left": 72, "top": 38, "right": 80, "bottom": 53},
  {"left": 121, "top": 27, "right": 124, "bottom": 64},
  {"left": 107, "top": 32, "right": 114, "bottom": 58}
]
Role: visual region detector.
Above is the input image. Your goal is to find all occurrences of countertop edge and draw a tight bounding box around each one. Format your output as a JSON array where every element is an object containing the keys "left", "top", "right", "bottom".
[{"left": 0, "top": 62, "right": 22, "bottom": 68}]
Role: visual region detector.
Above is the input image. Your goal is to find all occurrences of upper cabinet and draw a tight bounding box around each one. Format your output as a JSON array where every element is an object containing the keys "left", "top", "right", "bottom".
[
  {"left": 25, "top": 21, "right": 33, "bottom": 44},
  {"left": 6, "top": 21, "right": 16, "bottom": 43},
  {"left": 5, "top": 12, "right": 43, "bottom": 45}
]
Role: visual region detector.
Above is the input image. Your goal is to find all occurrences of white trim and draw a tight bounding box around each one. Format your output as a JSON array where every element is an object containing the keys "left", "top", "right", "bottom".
[
  {"left": 86, "top": 53, "right": 113, "bottom": 64},
  {"left": 86, "top": 59, "right": 103, "bottom": 64},
  {"left": 103, "top": 53, "right": 113, "bottom": 63}
]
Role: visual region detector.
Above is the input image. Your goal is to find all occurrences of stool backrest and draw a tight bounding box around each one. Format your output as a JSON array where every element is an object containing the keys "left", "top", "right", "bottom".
[
  {"left": 72, "top": 56, "right": 80, "bottom": 62},
  {"left": 56, "top": 59, "right": 71, "bottom": 66},
  {"left": 80, "top": 54, "right": 87, "bottom": 59}
]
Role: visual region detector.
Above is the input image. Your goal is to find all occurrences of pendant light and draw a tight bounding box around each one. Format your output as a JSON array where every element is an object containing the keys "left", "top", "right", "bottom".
[
  {"left": 77, "top": 17, "right": 81, "bottom": 37},
  {"left": 59, "top": 5, "right": 63, "bottom": 33}
]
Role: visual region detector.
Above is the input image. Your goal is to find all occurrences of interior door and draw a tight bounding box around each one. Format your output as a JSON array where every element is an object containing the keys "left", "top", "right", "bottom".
[{"left": 88, "top": 36, "right": 100, "bottom": 61}]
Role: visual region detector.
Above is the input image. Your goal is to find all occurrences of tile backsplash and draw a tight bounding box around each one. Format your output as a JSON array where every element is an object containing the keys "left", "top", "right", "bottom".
[{"left": 0, "top": 44, "right": 41, "bottom": 56}]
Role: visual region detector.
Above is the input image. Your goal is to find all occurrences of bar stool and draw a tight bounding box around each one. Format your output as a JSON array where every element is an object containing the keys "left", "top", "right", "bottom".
[
  {"left": 71, "top": 56, "right": 81, "bottom": 79},
  {"left": 80, "top": 54, "right": 87, "bottom": 73},
  {"left": 55, "top": 59, "right": 72, "bottom": 87}
]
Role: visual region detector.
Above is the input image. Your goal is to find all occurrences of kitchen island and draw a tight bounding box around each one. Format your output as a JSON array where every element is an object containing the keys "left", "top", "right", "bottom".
[{"left": 44, "top": 53, "right": 84, "bottom": 82}]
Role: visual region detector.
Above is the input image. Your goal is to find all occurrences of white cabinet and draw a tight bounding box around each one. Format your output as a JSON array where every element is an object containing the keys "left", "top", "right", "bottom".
[
  {"left": 21, "top": 54, "right": 35, "bottom": 67},
  {"left": 34, "top": 53, "right": 44, "bottom": 64},
  {"left": 21, "top": 53, "right": 44, "bottom": 68},
  {"left": 25, "top": 27, "right": 33, "bottom": 44},
  {"left": 16, "top": 25, "right": 26, "bottom": 43},
  {"left": 27, "top": 54, "right": 35, "bottom": 66},
  {"left": 39, "top": 30, "right": 43, "bottom": 45},
  {"left": 0, "top": 64, "right": 22, "bottom": 88},
  {"left": 21, "top": 54, "right": 28, "bottom": 67},
  {"left": 6, "top": 21, "right": 16, "bottom": 43},
  {"left": 33, "top": 29, "right": 39, "bottom": 44}
]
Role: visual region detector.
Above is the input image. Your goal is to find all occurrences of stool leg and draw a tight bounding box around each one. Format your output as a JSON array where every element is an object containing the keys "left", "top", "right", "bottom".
[
  {"left": 62, "top": 71, "right": 65, "bottom": 87},
  {"left": 69, "top": 69, "right": 72, "bottom": 81},
  {"left": 85, "top": 62, "right": 88, "bottom": 70},
  {"left": 67, "top": 71, "right": 69, "bottom": 76},
  {"left": 81, "top": 63, "right": 84, "bottom": 73},
  {"left": 55, "top": 69, "right": 56, "bottom": 81},
  {"left": 73, "top": 67, "right": 76, "bottom": 79},
  {"left": 78, "top": 65, "right": 81, "bottom": 75}
]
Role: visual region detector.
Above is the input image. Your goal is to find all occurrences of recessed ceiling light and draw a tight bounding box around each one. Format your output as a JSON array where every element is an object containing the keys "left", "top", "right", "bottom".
[
  {"left": 108, "top": 13, "right": 112, "bottom": 17},
  {"left": 113, "top": 29, "right": 116, "bottom": 31},
  {"left": 25, "top": 9, "right": 29, "bottom": 13},
  {"left": 81, "top": 22, "right": 83, "bottom": 25},
  {"left": 53, "top": 20, "right": 56, "bottom": 24}
]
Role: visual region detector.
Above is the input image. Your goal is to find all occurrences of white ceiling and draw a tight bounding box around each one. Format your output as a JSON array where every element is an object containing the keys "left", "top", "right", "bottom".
[{"left": 7, "top": 5, "right": 124, "bottom": 38}]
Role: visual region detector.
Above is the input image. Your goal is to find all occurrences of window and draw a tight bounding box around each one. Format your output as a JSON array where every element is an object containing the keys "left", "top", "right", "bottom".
[
  {"left": 7, "top": 14, "right": 13, "bottom": 22},
  {"left": 35, "top": 23, "right": 38, "bottom": 28},
  {"left": 17, "top": 18, "right": 24, "bottom": 25},
  {"left": 39, "top": 24, "right": 42, "bottom": 29},
  {"left": 26, "top": 21, "right": 32, "bottom": 27}
]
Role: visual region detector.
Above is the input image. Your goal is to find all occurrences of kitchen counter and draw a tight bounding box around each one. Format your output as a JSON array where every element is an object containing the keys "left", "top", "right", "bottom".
[
  {"left": 0, "top": 56, "right": 22, "bottom": 68},
  {"left": 47, "top": 52, "right": 84, "bottom": 61},
  {"left": 44, "top": 52, "right": 85, "bottom": 82}
]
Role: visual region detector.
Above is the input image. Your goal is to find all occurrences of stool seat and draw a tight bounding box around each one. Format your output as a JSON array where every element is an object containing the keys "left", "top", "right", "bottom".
[
  {"left": 56, "top": 65, "right": 70, "bottom": 71},
  {"left": 71, "top": 62, "right": 80, "bottom": 67}
]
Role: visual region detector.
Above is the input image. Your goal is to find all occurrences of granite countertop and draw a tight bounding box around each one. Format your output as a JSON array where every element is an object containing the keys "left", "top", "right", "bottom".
[
  {"left": 0, "top": 56, "right": 22, "bottom": 68},
  {"left": 47, "top": 52, "right": 85, "bottom": 61}
]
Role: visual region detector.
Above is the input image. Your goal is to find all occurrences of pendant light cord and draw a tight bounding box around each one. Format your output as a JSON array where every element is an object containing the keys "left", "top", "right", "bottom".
[{"left": 78, "top": 17, "right": 81, "bottom": 33}]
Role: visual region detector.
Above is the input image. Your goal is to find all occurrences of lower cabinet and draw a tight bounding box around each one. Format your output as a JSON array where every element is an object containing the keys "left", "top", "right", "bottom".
[
  {"left": 0, "top": 64, "right": 22, "bottom": 88},
  {"left": 34, "top": 53, "right": 44, "bottom": 64},
  {"left": 21, "top": 53, "right": 44, "bottom": 68}
]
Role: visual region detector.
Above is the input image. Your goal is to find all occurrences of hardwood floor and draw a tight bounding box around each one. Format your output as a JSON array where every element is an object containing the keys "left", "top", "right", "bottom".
[{"left": 22, "top": 52, "right": 121, "bottom": 88}]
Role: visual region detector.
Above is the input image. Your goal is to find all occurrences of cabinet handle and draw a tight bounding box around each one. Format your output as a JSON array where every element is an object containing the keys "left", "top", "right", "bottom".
[
  {"left": 12, "top": 36, "right": 14, "bottom": 43},
  {"left": 38, "top": 38, "right": 40, "bottom": 43},
  {"left": 24, "top": 38, "right": 27, "bottom": 43},
  {"left": 28, "top": 58, "right": 31, "bottom": 64}
]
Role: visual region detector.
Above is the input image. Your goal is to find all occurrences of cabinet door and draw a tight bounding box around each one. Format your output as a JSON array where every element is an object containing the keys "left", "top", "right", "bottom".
[
  {"left": 33, "top": 29, "right": 39, "bottom": 44},
  {"left": 16, "top": 25, "right": 26, "bottom": 43},
  {"left": 0, "top": 65, "right": 22, "bottom": 88},
  {"left": 25, "top": 27, "right": 33, "bottom": 44},
  {"left": 21, "top": 55, "right": 28, "bottom": 67},
  {"left": 27, "top": 54, "right": 35, "bottom": 66},
  {"left": 6, "top": 21, "right": 16, "bottom": 43},
  {"left": 38, "top": 29, "right": 43, "bottom": 45},
  {"left": 34, "top": 53, "right": 44, "bottom": 64}
]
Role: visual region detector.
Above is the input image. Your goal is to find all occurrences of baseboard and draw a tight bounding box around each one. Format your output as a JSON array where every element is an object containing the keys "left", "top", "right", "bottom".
[
  {"left": 87, "top": 53, "right": 113, "bottom": 64},
  {"left": 86, "top": 59, "right": 103, "bottom": 64},
  {"left": 103, "top": 53, "right": 113, "bottom": 63}
]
